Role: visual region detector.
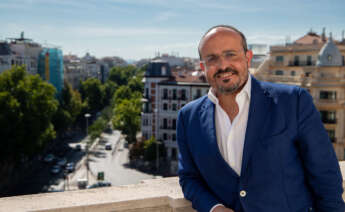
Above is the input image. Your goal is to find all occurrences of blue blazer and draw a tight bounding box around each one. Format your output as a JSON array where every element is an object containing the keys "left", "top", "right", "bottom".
[{"left": 177, "top": 77, "right": 345, "bottom": 212}]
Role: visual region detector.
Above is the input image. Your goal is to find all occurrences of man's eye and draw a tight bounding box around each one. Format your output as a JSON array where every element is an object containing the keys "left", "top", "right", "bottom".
[
  {"left": 224, "top": 52, "right": 235, "bottom": 58},
  {"left": 207, "top": 57, "right": 217, "bottom": 63}
]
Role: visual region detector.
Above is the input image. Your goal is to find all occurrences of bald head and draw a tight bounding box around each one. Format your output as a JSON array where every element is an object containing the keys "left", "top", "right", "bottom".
[{"left": 198, "top": 25, "right": 248, "bottom": 60}]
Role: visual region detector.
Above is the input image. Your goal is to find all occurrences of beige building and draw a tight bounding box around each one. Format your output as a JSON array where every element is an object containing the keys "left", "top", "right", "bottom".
[{"left": 255, "top": 30, "right": 345, "bottom": 160}]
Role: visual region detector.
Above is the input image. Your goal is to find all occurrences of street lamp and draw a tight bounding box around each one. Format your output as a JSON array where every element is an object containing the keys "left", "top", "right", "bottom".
[{"left": 84, "top": 113, "right": 91, "bottom": 184}]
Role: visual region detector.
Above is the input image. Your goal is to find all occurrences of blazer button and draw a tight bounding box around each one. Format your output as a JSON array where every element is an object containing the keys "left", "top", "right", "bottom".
[{"left": 240, "top": 190, "right": 246, "bottom": 197}]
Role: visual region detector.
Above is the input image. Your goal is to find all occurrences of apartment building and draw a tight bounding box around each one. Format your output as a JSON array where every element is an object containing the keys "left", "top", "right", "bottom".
[
  {"left": 254, "top": 29, "right": 345, "bottom": 160},
  {"left": 141, "top": 60, "right": 209, "bottom": 172}
]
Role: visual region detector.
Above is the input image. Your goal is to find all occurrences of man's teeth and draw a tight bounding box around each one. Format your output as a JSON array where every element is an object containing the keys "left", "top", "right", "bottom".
[{"left": 217, "top": 72, "right": 233, "bottom": 78}]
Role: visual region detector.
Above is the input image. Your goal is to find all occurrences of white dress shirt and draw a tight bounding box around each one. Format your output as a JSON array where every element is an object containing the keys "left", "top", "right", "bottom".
[{"left": 207, "top": 75, "right": 251, "bottom": 212}]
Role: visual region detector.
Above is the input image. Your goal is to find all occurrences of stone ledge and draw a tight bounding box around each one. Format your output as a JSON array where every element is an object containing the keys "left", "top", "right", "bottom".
[
  {"left": 0, "top": 177, "right": 194, "bottom": 212},
  {"left": 1, "top": 161, "right": 345, "bottom": 212}
]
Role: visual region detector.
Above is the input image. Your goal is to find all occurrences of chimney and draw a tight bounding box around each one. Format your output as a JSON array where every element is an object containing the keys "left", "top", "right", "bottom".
[{"left": 322, "top": 27, "right": 326, "bottom": 42}]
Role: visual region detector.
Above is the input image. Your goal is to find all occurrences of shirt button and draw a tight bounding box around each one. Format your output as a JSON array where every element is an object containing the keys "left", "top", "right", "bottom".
[{"left": 240, "top": 190, "right": 246, "bottom": 197}]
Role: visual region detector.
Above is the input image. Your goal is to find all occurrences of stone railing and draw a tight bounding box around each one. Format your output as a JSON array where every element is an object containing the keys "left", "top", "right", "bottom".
[
  {"left": 0, "top": 177, "right": 195, "bottom": 212},
  {"left": 2, "top": 162, "right": 345, "bottom": 212}
]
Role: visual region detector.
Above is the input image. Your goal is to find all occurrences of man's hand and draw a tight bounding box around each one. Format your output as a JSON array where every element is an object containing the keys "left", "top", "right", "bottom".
[{"left": 212, "top": 205, "right": 234, "bottom": 212}]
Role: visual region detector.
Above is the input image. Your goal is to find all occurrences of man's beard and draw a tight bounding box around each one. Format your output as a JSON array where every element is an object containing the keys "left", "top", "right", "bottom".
[{"left": 213, "top": 67, "right": 242, "bottom": 95}]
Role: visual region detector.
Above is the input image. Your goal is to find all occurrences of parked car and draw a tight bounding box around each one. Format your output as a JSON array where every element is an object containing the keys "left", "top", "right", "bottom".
[
  {"left": 87, "top": 181, "right": 111, "bottom": 189},
  {"left": 57, "top": 158, "right": 67, "bottom": 167},
  {"left": 105, "top": 143, "right": 112, "bottom": 150},
  {"left": 51, "top": 165, "right": 61, "bottom": 174},
  {"left": 65, "top": 162, "right": 75, "bottom": 173},
  {"left": 44, "top": 154, "right": 55, "bottom": 163},
  {"left": 75, "top": 144, "right": 82, "bottom": 151}
]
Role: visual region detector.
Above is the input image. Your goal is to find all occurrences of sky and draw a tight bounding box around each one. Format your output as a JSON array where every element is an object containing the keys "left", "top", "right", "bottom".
[{"left": 1, "top": 0, "right": 344, "bottom": 61}]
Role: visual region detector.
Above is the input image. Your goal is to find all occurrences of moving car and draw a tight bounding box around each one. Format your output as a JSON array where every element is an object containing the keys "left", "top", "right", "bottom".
[{"left": 105, "top": 143, "right": 112, "bottom": 150}]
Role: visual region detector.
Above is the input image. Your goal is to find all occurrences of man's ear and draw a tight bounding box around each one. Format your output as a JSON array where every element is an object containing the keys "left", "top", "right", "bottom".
[{"left": 245, "top": 50, "right": 253, "bottom": 68}]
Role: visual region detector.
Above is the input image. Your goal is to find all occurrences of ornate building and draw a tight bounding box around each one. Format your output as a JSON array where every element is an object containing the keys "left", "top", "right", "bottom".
[
  {"left": 255, "top": 30, "right": 345, "bottom": 160},
  {"left": 141, "top": 60, "right": 209, "bottom": 172}
]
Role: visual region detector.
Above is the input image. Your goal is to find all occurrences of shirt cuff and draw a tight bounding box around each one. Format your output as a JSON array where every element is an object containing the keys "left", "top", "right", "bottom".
[{"left": 210, "top": 204, "right": 224, "bottom": 212}]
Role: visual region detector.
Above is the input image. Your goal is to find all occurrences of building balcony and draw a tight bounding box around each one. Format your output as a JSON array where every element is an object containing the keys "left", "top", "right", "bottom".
[{"left": 2, "top": 163, "right": 345, "bottom": 212}]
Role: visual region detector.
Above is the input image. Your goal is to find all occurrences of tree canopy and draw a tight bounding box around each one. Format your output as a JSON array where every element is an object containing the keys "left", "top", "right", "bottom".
[{"left": 0, "top": 66, "right": 58, "bottom": 162}]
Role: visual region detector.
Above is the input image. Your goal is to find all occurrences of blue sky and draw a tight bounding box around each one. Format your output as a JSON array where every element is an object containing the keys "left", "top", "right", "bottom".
[{"left": 1, "top": 0, "right": 344, "bottom": 60}]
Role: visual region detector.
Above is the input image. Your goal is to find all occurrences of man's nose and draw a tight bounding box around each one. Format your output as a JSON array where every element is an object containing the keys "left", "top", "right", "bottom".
[{"left": 217, "top": 55, "right": 229, "bottom": 70}]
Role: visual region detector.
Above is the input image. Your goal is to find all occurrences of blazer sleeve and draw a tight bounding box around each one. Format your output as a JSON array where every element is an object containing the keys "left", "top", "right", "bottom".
[
  {"left": 177, "top": 110, "right": 222, "bottom": 212},
  {"left": 296, "top": 88, "right": 345, "bottom": 212}
]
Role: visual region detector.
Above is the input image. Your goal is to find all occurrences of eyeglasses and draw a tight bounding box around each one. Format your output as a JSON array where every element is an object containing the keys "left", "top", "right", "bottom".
[{"left": 201, "top": 50, "right": 244, "bottom": 68}]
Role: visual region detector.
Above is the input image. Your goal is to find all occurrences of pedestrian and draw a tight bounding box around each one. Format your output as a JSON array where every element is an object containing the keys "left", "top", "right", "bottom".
[{"left": 177, "top": 25, "right": 345, "bottom": 212}]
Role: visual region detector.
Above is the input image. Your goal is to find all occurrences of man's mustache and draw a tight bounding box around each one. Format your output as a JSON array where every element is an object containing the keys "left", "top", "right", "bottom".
[{"left": 214, "top": 67, "right": 238, "bottom": 78}]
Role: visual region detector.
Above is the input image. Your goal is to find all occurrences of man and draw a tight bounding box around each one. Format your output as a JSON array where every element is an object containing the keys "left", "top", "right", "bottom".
[{"left": 177, "top": 25, "right": 345, "bottom": 212}]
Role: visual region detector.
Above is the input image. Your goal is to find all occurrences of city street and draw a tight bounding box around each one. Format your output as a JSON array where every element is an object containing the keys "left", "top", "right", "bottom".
[{"left": 52, "top": 130, "right": 155, "bottom": 191}]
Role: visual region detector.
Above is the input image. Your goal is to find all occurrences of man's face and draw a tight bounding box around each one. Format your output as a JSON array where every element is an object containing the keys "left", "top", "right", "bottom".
[{"left": 199, "top": 28, "right": 252, "bottom": 96}]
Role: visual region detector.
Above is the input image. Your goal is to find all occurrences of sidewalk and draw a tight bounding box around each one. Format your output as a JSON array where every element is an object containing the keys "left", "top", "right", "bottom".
[{"left": 49, "top": 136, "right": 100, "bottom": 191}]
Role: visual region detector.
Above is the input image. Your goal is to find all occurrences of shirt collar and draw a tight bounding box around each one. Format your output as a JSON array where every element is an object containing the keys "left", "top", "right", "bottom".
[{"left": 208, "top": 74, "right": 252, "bottom": 105}]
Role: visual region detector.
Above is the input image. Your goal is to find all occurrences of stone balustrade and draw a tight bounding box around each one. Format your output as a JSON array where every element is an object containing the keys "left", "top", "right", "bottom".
[{"left": 1, "top": 161, "right": 345, "bottom": 212}]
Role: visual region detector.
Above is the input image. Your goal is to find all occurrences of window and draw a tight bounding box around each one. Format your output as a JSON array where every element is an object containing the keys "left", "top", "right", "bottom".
[
  {"left": 161, "top": 66, "right": 166, "bottom": 75},
  {"left": 320, "top": 111, "right": 336, "bottom": 124},
  {"left": 163, "top": 118, "right": 168, "bottom": 129},
  {"left": 320, "top": 91, "right": 336, "bottom": 100},
  {"left": 172, "top": 133, "right": 176, "bottom": 141},
  {"left": 291, "top": 71, "right": 296, "bottom": 76},
  {"left": 294, "top": 56, "right": 299, "bottom": 66},
  {"left": 163, "top": 89, "right": 168, "bottom": 99},
  {"left": 172, "top": 103, "right": 177, "bottom": 111},
  {"left": 163, "top": 103, "right": 168, "bottom": 111},
  {"left": 172, "top": 148, "right": 177, "bottom": 160},
  {"left": 275, "top": 70, "right": 284, "bottom": 75},
  {"left": 276, "top": 56, "right": 284, "bottom": 63},
  {"left": 142, "top": 119, "right": 148, "bottom": 126},
  {"left": 181, "top": 89, "right": 186, "bottom": 100},
  {"left": 307, "top": 55, "right": 312, "bottom": 66},
  {"left": 163, "top": 133, "right": 167, "bottom": 140},
  {"left": 326, "top": 129, "right": 335, "bottom": 143},
  {"left": 173, "top": 89, "right": 177, "bottom": 100},
  {"left": 172, "top": 119, "right": 176, "bottom": 130}
]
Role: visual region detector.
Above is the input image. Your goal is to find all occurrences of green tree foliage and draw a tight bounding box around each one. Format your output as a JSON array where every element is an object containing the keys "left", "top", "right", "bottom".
[
  {"left": 112, "top": 98, "right": 141, "bottom": 143},
  {"left": 103, "top": 81, "right": 118, "bottom": 106},
  {"left": 0, "top": 66, "right": 58, "bottom": 162},
  {"left": 79, "top": 78, "right": 105, "bottom": 112},
  {"left": 53, "top": 82, "right": 82, "bottom": 134},
  {"left": 108, "top": 65, "right": 137, "bottom": 86},
  {"left": 128, "top": 76, "right": 144, "bottom": 93}
]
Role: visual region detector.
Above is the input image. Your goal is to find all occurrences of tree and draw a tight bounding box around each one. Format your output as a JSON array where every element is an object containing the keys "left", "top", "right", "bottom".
[
  {"left": 108, "top": 65, "right": 137, "bottom": 86},
  {"left": 128, "top": 76, "right": 144, "bottom": 93},
  {"left": 79, "top": 78, "right": 105, "bottom": 112},
  {"left": 53, "top": 82, "right": 82, "bottom": 134},
  {"left": 103, "top": 81, "right": 118, "bottom": 107},
  {"left": 112, "top": 98, "right": 141, "bottom": 143},
  {"left": 0, "top": 66, "right": 58, "bottom": 162}
]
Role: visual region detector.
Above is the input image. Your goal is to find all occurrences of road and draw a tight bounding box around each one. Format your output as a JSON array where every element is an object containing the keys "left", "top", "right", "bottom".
[{"left": 88, "top": 131, "right": 155, "bottom": 186}]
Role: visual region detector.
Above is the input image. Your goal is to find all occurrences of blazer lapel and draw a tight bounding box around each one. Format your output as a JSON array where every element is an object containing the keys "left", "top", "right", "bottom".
[
  {"left": 200, "top": 98, "right": 240, "bottom": 178},
  {"left": 241, "top": 78, "right": 272, "bottom": 176}
]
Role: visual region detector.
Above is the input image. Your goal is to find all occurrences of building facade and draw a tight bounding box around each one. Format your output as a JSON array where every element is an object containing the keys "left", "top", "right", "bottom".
[
  {"left": 141, "top": 60, "right": 209, "bottom": 172},
  {"left": 255, "top": 30, "right": 345, "bottom": 160},
  {"left": 38, "top": 48, "right": 64, "bottom": 95}
]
